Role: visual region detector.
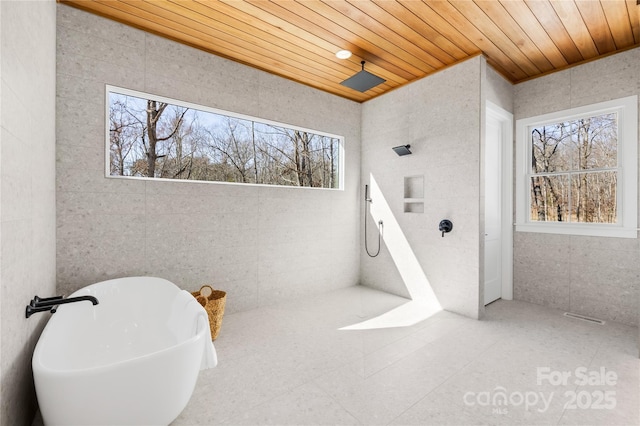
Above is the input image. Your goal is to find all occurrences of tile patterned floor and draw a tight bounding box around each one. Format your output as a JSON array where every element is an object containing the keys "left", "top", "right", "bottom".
[{"left": 173, "top": 286, "right": 639, "bottom": 425}]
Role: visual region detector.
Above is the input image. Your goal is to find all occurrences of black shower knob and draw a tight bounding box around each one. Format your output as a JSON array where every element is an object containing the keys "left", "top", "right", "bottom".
[{"left": 439, "top": 219, "right": 453, "bottom": 237}]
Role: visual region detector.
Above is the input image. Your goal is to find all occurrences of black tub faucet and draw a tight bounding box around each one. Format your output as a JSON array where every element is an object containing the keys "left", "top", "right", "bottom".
[{"left": 26, "top": 295, "right": 99, "bottom": 318}]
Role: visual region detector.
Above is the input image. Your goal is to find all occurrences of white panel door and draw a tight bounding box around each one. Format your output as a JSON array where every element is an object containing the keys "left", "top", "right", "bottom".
[{"left": 484, "top": 116, "right": 502, "bottom": 305}]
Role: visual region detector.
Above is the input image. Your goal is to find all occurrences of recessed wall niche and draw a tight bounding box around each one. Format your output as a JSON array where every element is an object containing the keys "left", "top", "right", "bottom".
[{"left": 403, "top": 175, "right": 424, "bottom": 213}]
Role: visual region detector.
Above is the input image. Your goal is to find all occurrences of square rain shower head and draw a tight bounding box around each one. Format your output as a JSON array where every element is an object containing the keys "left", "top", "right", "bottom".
[
  {"left": 392, "top": 145, "right": 412, "bottom": 156},
  {"left": 340, "top": 61, "right": 386, "bottom": 92}
]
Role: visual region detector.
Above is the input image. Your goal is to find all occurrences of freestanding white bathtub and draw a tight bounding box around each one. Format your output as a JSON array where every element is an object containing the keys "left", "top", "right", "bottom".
[{"left": 32, "top": 276, "right": 217, "bottom": 426}]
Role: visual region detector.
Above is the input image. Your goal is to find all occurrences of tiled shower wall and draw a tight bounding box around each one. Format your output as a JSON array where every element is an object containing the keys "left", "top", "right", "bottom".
[
  {"left": 56, "top": 4, "right": 361, "bottom": 314},
  {"left": 513, "top": 47, "right": 640, "bottom": 326},
  {"left": 1, "top": 1, "right": 57, "bottom": 424},
  {"left": 359, "top": 56, "right": 512, "bottom": 319}
]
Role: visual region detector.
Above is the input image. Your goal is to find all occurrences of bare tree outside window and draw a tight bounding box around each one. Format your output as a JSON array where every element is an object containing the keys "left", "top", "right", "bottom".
[
  {"left": 529, "top": 113, "right": 618, "bottom": 224},
  {"left": 108, "top": 89, "right": 341, "bottom": 189}
]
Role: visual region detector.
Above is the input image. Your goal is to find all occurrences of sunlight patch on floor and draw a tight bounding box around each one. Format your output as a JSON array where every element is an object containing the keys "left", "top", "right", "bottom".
[{"left": 342, "top": 175, "right": 441, "bottom": 330}]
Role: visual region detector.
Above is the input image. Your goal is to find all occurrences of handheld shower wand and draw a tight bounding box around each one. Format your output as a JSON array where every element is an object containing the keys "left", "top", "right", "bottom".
[
  {"left": 364, "top": 184, "right": 382, "bottom": 258},
  {"left": 365, "top": 184, "right": 372, "bottom": 203}
]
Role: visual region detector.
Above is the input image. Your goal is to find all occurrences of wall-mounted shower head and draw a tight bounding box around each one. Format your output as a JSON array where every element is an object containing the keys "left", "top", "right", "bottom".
[{"left": 392, "top": 144, "right": 412, "bottom": 156}]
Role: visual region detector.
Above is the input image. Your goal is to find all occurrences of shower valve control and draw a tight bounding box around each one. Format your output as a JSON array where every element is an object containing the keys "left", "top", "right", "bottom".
[{"left": 439, "top": 219, "right": 453, "bottom": 237}]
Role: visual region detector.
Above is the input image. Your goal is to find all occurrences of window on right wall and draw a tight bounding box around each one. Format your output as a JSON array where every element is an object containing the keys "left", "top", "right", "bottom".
[{"left": 515, "top": 95, "right": 638, "bottom": 238}]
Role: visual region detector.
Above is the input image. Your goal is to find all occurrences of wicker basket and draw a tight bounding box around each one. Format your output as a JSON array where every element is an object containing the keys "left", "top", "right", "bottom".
[{"left": 191, "top": 285, "right": 226, "bottom": 341}]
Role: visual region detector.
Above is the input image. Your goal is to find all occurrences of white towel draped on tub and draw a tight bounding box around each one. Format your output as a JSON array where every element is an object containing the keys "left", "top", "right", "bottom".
[
  {"left": 199, "top": 313, "right": 218, "bottom": 370},
  {"left": 171, "top": 290, "right": 218, "bottom": 370}
]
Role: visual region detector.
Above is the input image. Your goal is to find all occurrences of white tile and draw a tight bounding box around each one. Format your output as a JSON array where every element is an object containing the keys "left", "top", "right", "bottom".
[
  {"left": 216, "top": 382, "right": 359, "bottom": 425},
  {"left": 56, "top": 2, "right": 360, "bottom": 302},
  {"left": 57, "top": 3, "right": 146, "bottom": 50},
  {"left": 173, "top": 289, "right": 638, "bottom": 425},
  {"left": 2, "top": 1, "right": 57, "bottom": 425}
]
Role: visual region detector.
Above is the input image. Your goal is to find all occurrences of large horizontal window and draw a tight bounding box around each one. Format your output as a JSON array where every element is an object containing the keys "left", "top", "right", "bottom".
[
  {"left": 515, "top": 96, "right": 637, "bottom": 238},
  {"left": 106, "top": 86, "right": 343, "bottom": 189}
]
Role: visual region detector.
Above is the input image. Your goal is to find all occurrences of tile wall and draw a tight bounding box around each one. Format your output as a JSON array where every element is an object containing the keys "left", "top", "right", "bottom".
[
  {"left": 0, "top": 1, "right": 57, "bottom": 424},
  {"left": 56, "top": 4, "right": 362, "bottom": 314},
  {"left": 513, "top": 47, "right": 640, "bottom": 326},
  {"left": 359, "top": 56, "right": 513, "bottom": 319}
]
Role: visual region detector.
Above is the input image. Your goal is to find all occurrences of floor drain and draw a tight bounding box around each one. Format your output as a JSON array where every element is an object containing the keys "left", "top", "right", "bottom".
[{"left": 563, "top": 312, "right": 605, "bottom": 325}]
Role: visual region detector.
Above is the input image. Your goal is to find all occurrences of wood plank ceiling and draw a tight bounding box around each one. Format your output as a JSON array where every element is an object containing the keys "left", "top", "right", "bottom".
[{"left": 61, "top": 0, "right": 640, "bottom": 102}]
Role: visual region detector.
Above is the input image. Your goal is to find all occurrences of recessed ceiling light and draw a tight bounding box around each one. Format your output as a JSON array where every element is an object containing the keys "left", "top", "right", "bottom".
[{"left": 335, "top": 50, "right": 352, "bottom": 59}]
